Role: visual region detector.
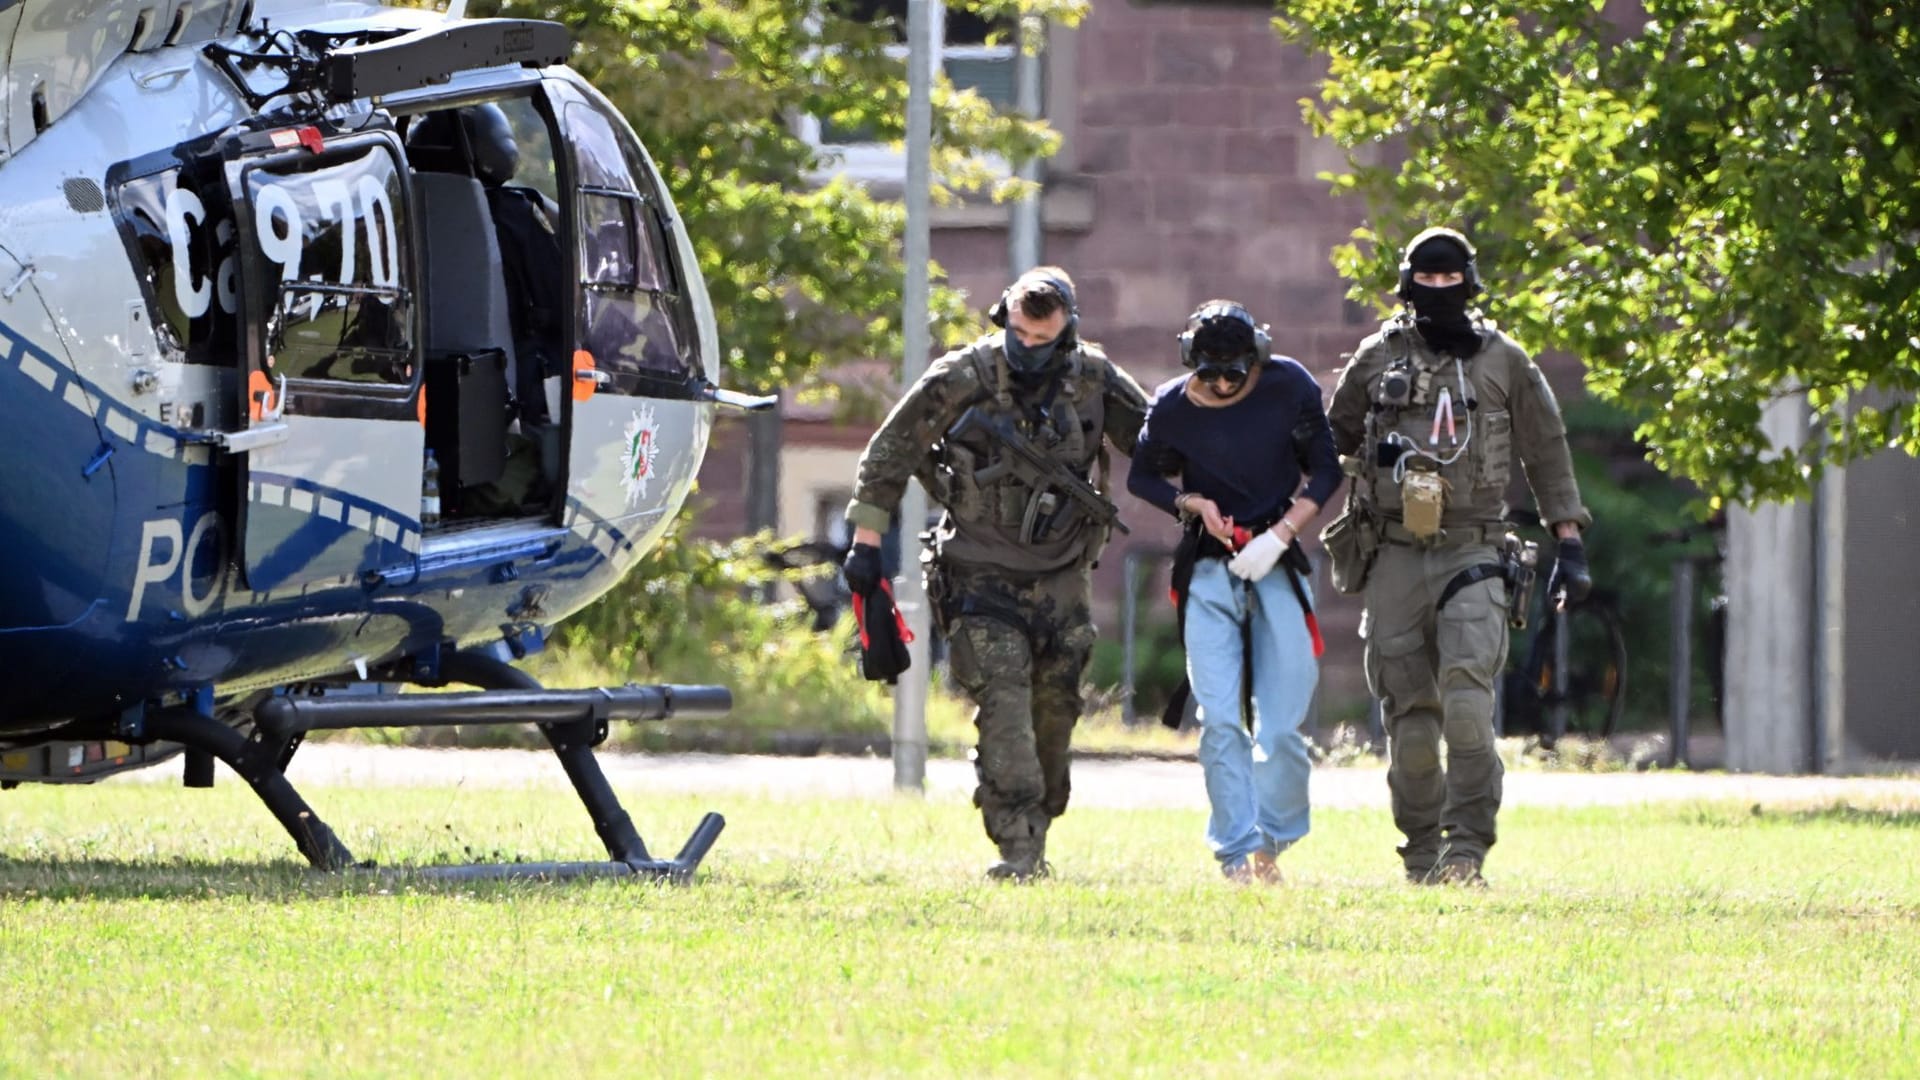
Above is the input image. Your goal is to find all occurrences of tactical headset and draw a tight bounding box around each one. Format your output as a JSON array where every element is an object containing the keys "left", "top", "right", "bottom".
[
  {"left": 1177, "top": 300, "right": 1271, "bottom": 368},
  {"left": 988, "top": 271, "right": 1079, "bottom": 347},
  {"left": 1395, "top": 226, "right": 1481, "bottom": 299}
]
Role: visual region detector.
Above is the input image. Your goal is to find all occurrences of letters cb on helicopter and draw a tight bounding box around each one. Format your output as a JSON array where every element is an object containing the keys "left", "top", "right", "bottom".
[{"left": 0, "top": 0, "right": 774, "bottom": 879}]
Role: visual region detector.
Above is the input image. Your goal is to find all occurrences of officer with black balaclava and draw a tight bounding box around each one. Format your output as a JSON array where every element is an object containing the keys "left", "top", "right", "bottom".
[
  {"left": 1322, "top": 227, "right": 1595, "bottom": 888},
  {"left": 839, "top": 266, "right": 1151, "bottom": 882}
]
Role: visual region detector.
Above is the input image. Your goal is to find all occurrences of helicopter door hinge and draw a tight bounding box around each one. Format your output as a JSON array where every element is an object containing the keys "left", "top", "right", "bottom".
[
  {"left": 176, "top": 422, "right": 290, "bottom": 453},
  {"left": 2, "top": 263, "right": 36, "bottom": 301},
  {"left": 698, "top": 380, "right": 778, "bottom": 412}
]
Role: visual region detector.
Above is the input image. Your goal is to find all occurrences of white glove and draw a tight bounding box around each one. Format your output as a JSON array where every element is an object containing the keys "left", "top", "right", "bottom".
[{"left": 1227, "top": 529, "right": 1286, "bottom": 582}]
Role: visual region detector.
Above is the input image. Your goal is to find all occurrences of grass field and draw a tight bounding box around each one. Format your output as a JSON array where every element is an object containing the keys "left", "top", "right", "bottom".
[{"left": 3, "top": 775, "right": 1917, "bottom": 1077}]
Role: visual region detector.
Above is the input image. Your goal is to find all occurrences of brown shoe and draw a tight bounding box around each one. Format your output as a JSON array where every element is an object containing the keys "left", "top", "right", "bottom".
[{"left": 1250, "top": 849, "right": 1282, "bottom": 885}]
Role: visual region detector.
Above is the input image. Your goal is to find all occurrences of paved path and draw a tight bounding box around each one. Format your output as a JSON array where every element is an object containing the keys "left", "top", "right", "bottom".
[{"left": 128, "top": 745, "right": 1920, "bottom": 811}]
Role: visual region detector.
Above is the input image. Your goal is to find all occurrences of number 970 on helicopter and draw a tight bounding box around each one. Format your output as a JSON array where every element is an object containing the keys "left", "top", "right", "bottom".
[{"left": 0, "top": 0, "right": 772, "bottom": 880}]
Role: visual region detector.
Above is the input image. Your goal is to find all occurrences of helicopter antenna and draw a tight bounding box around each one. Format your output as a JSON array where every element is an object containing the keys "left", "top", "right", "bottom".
[{"left": 445, "top": 0, "right": 469, "bottom": 19}]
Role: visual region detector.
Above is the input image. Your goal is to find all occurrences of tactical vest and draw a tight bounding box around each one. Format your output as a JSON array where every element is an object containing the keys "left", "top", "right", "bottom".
[
  {"left": 1359, "top": 314, "right": 1519, "bottom": 528},
  {"left": 922, "top": 336, "right": 1114, "bottom": 573}
]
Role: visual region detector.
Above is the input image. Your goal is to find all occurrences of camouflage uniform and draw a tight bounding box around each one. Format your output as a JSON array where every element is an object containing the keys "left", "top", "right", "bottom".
[
  {"left": 1326, "top": 312, "right": 1589, "bottom": 877},
  {"left": 847, "top": 333, "right": 1148, "bottom": 873}
]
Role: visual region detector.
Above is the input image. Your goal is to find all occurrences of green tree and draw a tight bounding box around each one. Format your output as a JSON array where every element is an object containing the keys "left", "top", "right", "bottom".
[
  {"left": 463, "top": 0, "right": 1085, "bottom": 394},
  {"left": 1275, "top": 1, "right": 1920, "bottom": 505}
]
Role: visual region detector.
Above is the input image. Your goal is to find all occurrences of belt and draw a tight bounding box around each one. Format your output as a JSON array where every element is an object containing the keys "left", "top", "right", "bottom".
[
  {"left": 1379, "top": 519, "right": 1505, "bottom": 548},
  {"left": 1192, "top": 512, "right": 1282, "bottom": 561}
]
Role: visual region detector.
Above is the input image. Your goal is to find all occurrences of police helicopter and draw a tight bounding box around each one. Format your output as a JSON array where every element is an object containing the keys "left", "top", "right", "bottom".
[{"left": 0, "top": 0, "right": 775, "bottom": 880}]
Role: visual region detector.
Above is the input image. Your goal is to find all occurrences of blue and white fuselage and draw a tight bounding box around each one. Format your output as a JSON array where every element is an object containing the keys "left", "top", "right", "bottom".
[{"left": 0, "top": 1, "right": 727, "bottom": 742}]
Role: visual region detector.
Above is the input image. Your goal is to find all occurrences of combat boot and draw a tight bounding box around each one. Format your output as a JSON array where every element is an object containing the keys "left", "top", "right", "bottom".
[
  {"left": 985, "top": 846, "right": 1049, "bottom": 883},
  {"left": 986, "top": 817, "right": 1049, "bottom": 883},
  {"left": 1398, "top": 835, "right": 1442, "bottom": 884},
  {"left": 1433, "top": 857, "right": 1488, "bottom": 889}
]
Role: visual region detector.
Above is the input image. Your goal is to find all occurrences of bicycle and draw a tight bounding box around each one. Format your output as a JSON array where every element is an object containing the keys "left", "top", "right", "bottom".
[{"left": 1498, "top": 510, "right": 1630, "bottom": 750}]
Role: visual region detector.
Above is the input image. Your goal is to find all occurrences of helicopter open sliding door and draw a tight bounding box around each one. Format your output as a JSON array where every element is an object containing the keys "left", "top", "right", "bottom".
[
  {"left": 223, "top": 127, "right": 425, "bottom": 593},
  {"left": 547, "top": 81, "right": 712, "bottom": 557}
]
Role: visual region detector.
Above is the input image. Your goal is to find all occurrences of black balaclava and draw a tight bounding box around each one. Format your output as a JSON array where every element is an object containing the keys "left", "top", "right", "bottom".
[
  {"left": 1405, "top": 235, "right": 1481, "bottom": 357},
  {"left": 1004, "top": 330, "right": 1064, "bottom": 377},
  {"left": 1000, "top": 277, "right": 1075, "bottom": 377}
]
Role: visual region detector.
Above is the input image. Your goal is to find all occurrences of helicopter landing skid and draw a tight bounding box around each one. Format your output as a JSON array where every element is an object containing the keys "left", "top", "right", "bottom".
[{"left": 133, "top": 651, "right": 728, "bottom": 883}]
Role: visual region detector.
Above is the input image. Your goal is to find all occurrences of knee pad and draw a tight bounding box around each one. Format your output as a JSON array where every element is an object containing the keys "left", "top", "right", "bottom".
[
  {"left": 1391, "top": 721, "right": 1442, "bottom": 775},
  {"left": 1367, "top": 629, "right": 1435, "bottom": 714},
  {"left": 1442, "top": 699, "right": 1496, "bottom": 752}
]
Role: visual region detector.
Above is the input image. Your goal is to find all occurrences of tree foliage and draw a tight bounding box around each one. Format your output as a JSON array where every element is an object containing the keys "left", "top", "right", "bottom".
[
  {"left": 461, "top": 0, "right": 1084, "bottom": 393},
  {"left": 1276, "top": 0, "right": 1920, "bottom": 504}
]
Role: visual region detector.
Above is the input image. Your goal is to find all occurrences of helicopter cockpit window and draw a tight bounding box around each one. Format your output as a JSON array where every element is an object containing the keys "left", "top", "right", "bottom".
[
  {"left": 565, "top": 102, "right": 692, "bottom": 390},
  {"left": 112, "top": 166, "right": 240, "bottom": 366},
  {"left": 245, "top": 144, "right": 413, "bottom": 386}
]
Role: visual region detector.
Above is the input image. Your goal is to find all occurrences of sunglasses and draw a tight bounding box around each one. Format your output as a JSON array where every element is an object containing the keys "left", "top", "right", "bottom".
[{"left": 1195, "top": 363, "right": 1249, "bottom": 385}]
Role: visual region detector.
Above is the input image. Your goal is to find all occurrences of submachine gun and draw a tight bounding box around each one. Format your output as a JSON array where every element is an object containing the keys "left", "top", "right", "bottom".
[{"left": 947, "top": 406, "right": 1130, "bottom": 544}]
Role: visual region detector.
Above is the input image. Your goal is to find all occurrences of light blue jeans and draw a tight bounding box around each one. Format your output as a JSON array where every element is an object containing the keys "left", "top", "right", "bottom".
[{"left": 1183, "top": 557, "right": 1316, "bottom": 871}]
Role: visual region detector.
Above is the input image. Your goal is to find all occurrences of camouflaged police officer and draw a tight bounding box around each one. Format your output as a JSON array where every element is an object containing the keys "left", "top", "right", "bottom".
[
  {"left": 1323, "top": 228, "right": 1594, "bottom": 887},
  {"left": 842, "top": 267, "right": 1150, "bottom": 882}
]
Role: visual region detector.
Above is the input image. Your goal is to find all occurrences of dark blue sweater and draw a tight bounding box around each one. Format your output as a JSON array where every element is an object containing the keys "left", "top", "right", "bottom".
[{"left": 1127, "top": 357, "right": 1341, "bottom": 525}]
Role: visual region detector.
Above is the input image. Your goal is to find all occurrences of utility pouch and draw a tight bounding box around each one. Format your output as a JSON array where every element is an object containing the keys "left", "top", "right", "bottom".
[
  {"left": 1500, "top": 532, "right": 1540, "bottom": 630},
  {"left": 1400, "top": 460, "right": 1447, "bottom": 538},
  {"left": 1321, "top": 505, "right": 1379, "bottom": 595},
  {"left": 1020, "top": 488, "right": 1067, "bottom": 544}
]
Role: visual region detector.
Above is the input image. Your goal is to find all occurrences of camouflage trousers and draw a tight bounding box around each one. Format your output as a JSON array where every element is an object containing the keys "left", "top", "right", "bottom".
[
  {"left": 1362, "top": 541, "right": 1509, "bottom": 871},
  {"left": 935, "top": 562, "right": 1097, "bottom": 859}
]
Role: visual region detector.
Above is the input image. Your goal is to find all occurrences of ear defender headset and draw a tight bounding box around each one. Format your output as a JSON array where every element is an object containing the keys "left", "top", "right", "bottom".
[
  {"left": 988, "top": 271, "right": 1079, "bottom": 347},
  {"left": 1177, "top": 300, "right": 1271, "bottom": 369},
  {"left": 1395, "top": 226, "right": 1482, "bottom": 300}
]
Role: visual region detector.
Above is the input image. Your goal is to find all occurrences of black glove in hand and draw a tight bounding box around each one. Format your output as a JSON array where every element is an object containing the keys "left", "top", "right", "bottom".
[
  {"left": 1547, "top": 537, "right": 1592, "bottom": 608},
  {"left": 843, "top": 542, "right": 884, "bottom": 596}
]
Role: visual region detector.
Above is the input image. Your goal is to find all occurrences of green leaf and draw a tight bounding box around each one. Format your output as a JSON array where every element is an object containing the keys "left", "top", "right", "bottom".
[
  {"left": 455, "top": 0, "right": 1069, "bottom": 394},
  {"left": 1277, "top": 0, "right": 1920, "bottom": 505}
]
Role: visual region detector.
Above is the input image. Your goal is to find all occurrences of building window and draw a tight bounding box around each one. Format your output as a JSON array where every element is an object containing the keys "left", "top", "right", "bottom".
[{"left": 799, "top": 1, "right": 1017, "bottom": 183}]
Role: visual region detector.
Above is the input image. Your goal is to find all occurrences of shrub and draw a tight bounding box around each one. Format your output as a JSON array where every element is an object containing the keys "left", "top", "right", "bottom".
[{"left": 546, "top": 524, "right": 896, "bottom": 738}]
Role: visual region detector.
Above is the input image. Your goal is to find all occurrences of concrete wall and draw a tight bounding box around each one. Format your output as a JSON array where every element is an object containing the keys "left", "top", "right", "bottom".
[
  {"left": 1724, "top": 391, "right": 1920, "bottom": 774},
  {"left": 1837, "top": 428, "right": 1920, "bottom": 768},
  {"left": 1726, "top": 395, "right": 1816, "bottom": 774}
]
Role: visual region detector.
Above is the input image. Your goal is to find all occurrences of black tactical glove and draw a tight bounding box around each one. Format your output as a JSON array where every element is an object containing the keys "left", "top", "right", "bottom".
[
  {"left": 842, "top": 542, "right": 884, "bottom": 596},
  {"left": 1547, "top": 537, "right": 1592, "bottom": 609}
]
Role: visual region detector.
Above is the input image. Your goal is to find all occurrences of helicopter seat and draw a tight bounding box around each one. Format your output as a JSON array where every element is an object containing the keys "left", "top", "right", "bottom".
[{"left": 414, "top": 170, "right": 513, "bottom": 497}]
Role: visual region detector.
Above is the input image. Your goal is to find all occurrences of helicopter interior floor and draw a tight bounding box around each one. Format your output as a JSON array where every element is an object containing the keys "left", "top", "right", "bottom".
[{"left": 424, "top": 512, "right": 542, "bottom": 538}]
